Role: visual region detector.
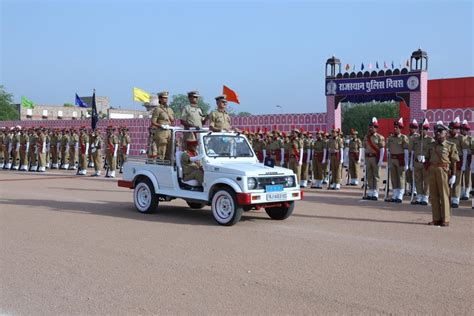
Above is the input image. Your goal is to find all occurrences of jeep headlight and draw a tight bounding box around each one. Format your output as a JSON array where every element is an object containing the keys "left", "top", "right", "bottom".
[
  {"left": 286, "top": 176, "right": 295, "bottom": 187},
  {"left": 247, "top": 177, "right": 257, "bottom": 190}
]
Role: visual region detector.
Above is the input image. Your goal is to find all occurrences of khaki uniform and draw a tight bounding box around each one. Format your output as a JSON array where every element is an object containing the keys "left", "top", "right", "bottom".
[
  {"left": 406, "top": 132, "right": 419, "bottom": 193},
  {"left": 288, "top": 137, "right": 302, "bottom": 183},
  {"left": 3, "top": 133, "right": 12, "bottom": 167},
  {"left": 267, "top": 137, "right": 284, "bottom": 166},
  {"left": 68, "top": 132, "right": 79, "bottom": 169},
  {"left": 209, "top": 110, "right": 231, "bottom": 132},
  {"left": 363, "top": 132, "right": 385, "bottom": 198},
  {"left": 50, "top": 133, "right": 60, "bottom": 167},
  {"left": 91, "top": 134, "right": 103, "bottom": 174},
  {"left": 0, "top": 132, "right": 4, "bottom": 166},
  {"left": 37, "top": 132, "right": 47, "bottom": 169},
  {"left": 151, "top": 104, "right": 174, "bottom": 159},
  {"left": 19, "top": 134, "right": 29, "bottom": 169},
  {"left": 28, "top": 133, "right": 37, "bottom": 169},
  {"left": 106, "top": 133, "right": 118, "bottom": 172},
  {"left": 181, "top": 150, "right": 204, "bottom": 184},
  {"left": 460, "top": 134, "right": 472, "bottom": 199},
  {"left": 11, "top": 133, "right": 20, "bottom": 168},
  {"left": 300, "top": 137, "right": 312, "bottom": 184},
  {"left": 447, "top": 134, "right": 469, "bottom": 204},
  {"left": 386, "top": 133, "right": 409, "bottom": 200},
  {"left": 327, "top": 136, "right": 344, "bottom": 187},
  {"left": 60, "top": 133, "right": 70, "bottom": 167},
  {"left": 311, "top": 137, "right": 326, "bottom": 186},
  {"left": 410, "top": 134, "right": 434, "bottom": 203},
  {"left": 348, "top": 136, "right": 362, "bottom": 184},
  {"left": 181, "top": 104, "right": 204, "bottom": 148},
  {"left": 119, "top": 132, "right": 132, "bottom": 168},
  {"left": 45, "top": 133, "right": 51, "bottom": 167},
  {"left": 426, "top": 140, "right": 459, "bottom": 223},
  {"left": 78, "top": 133, "right": 89, "bottom": 171},
  {"left": 253, "top": 137, "right": 266, "bottom": 163}
]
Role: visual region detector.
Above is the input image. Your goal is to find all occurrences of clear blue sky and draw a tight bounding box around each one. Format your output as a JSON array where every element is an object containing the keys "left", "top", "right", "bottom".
[{"left": 1, "top": 0, "right": 472, "bottom": 114}]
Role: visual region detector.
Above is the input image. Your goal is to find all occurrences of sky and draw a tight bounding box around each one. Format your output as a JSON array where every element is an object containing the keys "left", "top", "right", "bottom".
[{"left": 1, "top": 0, "right": 473, "bottom": 114}]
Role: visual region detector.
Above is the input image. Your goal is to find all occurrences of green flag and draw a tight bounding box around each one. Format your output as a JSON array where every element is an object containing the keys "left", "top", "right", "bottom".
[{"left": 21, "top": 96, "right": 35, "bottom": 109}]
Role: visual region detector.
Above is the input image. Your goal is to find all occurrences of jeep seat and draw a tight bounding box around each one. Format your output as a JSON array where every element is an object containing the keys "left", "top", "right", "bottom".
[{"left": 175, "top": 151, "right": 200, "bottom": 186}]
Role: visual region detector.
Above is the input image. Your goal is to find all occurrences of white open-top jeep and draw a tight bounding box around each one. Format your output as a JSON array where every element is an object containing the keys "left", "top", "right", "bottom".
[{"left": 118, "top": 127, "right": 302, "bottom": 226}]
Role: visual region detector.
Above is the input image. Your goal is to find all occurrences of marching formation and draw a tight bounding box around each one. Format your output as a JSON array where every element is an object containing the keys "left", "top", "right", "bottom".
[{"left": 0, "top": 125, "right": 132, "bottom": 178}]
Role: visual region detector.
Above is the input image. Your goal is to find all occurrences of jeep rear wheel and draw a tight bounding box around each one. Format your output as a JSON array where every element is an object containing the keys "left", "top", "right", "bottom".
[
  {"left": 265, "top": 201, "right": 294, "bottom": 220},
  {"left": 211, "top": 188, "right": 243, "bottom": 226},
  {"left": 134, "top": 179, "right": 159, "bottom": 214}
]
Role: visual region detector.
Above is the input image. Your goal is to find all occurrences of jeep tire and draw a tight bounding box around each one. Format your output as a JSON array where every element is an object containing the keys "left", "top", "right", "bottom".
[
  {"left": 211, "top": 188, "right": 243, "bottom": 226},
  {"left": 134, "top": 179, "right": 159, "bottom": 214},
  {"left": 265, "top": 201, "right": 294, "bottom": 220}
]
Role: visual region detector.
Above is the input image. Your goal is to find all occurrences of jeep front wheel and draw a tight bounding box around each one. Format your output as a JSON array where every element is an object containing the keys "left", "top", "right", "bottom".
[
  {"left": 265, "top": 201, "right": 294, "bottom": 220},
  {"left": 211, "top": 188, "right": 243, "bottom": 226},
  {"left": 134, "top": 179, "right": 159, "bottom": 214}
]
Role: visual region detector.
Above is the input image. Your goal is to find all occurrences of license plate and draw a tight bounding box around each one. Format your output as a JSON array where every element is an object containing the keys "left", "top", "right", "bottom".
[
  {"left": 267, "top": 192, "right": 287, "bottom": 201},
  {"left": 266, "top": 184, "right": 283, "bottom": 192}
]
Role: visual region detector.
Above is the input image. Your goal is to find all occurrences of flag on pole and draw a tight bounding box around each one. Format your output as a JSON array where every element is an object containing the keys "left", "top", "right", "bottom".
[
  {"left": 133, "top": 87, "right": 150, "bottom": 103},
  {"left": 376, "top": 61, "right": 379, "bottom": 69},
  {"left": 368, "top": 63, "right": 373, "bottom": 70},
  {"left": 361, "top": 63, "right": 365, "bottom": 71},
  {"left": 391, "top": 61, "right": 394, "bottom": 69},
  {"left": 91, "top": 89, "right": 99, "bottom": 130},
  {"left": 223, "top": 85, "right": 240, "bottom": 104},
  {"left": 345, "top": 63, "right": 350, "bottom": 72},
  {"left": 405, "top": 59, "right": 410, "bottom": 67},
  {"left": 21, "top": 96, "right": 34, "bottom": 109},
  {"left": 75, "top": 93, "right": 89, "bottom": 108},
  {"left": 383, "top": 61, "right": 388, "bottom": 69}
]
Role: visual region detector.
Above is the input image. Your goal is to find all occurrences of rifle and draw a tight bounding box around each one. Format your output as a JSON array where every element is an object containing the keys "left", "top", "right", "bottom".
[
  {"left": 362, "top": 153, "right": 368, "bottom": 199},
  {"left": 384, "top": 150, "right": 391, "bottom": 201},
  {"left": 326, "top": 158, "right": 332, "bottom": 190}
]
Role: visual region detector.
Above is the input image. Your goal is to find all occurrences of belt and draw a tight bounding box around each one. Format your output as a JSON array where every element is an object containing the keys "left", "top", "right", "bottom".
[
  {"left": 365, "top": 153, "right": 377, "bottom": 157},
  {"left": 430, "top": 163, "right": 449, "bottom": 168},
  {"left": 350, "top": 151, "right": 359, "bottom": 154},
  {"left": 390, "top": 154, "right": 402, "bottom": 158}
]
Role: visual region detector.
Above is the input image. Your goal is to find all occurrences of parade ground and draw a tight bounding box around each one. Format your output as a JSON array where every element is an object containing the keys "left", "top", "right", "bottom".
[{"left": 0, "top": 170, "right": 472, "bottom": 314}]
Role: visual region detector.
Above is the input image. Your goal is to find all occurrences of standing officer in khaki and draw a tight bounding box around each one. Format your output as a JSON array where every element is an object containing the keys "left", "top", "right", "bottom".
[
  {"left": 288, "top": 129, "right": 303, "bottom": 184},
  {"left": 10, "top": 126, "right": 21, "bottom": 170},
  {"left": 424, "top": 121, "right": 459, "bottom": 227},
  {"left": 0, "top": 127, "right": 5, "bottom": 168},
  {"left": 406, "top": 119, "right": 420, "bottom": 195},
  {"left": 181, "top": 91, "right": 206, "bottom": 149},
  {"left": 460, "top": 120, "right": 471, "bottom": 200},
  {"left": 60, "top": 129, "right": 70, "bottom": 169},
  {"left": 327, "top": 127, "right": 344, "bottom": 190},
  {"left": 2, "top": 128, "right": 13, "bottom": 169},
  {"left": 119, "top": 126, "right": 132, "bottom": 172},
  {"left": 150, "top": 91, "right": 174, "bottom": 160},
  {"left": 311, "top": 130, "right": 327, "bottom": 188},
  {"left": 363, "top": 117, "right": 385, "bottom": 200},
  {"left": 68, "top": 128, "right": 79, "bottom": 170},
  {"left": 77, "top": 126, "right": 89, "bottom": 175},
  {"left": 105, "top": 126, "right": 119, "bottom": 178},
  {"left": 410, "top": 119, "right": 434, "bottom": 205},
  {"left": 19, "top": 127, "right": 30, "bottom": 171},
  {"left": 348, "top": 128, "right": 362, "bottom": 186},
  {"left": 36, "top": 127, "right": 47, "bottom": 172},
  {"left": 90, "top": 129, "right": 103, "bottom": 177},
  {"left": 209, "top": 95, "right": 231, "bottom": 132},
  {"left": 50, "top": 129, "right": 60, "bottom": 169},
  {"left": 386, "top": 118, "right": 409, "bottom": 203},
  {"left": 268, "top": 130, "right": 284, "bottom": 167},
  {"left": 28, "top": 127, "right": 38, "bottom": 171},
  {"left": 45, "top": 129, "right": 51, "bottom": 168},
  {"left": 447, "top": 117, "right": 468, "bottom": 208},
  {"left": 300, "top": 131, "right": 312, "bottom": 188}
]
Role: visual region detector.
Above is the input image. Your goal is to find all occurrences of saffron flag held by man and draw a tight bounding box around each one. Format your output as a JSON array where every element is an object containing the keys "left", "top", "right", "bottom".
[
  {"left": 75, "top": 93, "right": 89, "bottom": 108},
  {"left": 133, "top": 87, "right": 150, "bottom": 103},
  {"left": 222, "top": 85, "right": 240, "bottom": 104}
]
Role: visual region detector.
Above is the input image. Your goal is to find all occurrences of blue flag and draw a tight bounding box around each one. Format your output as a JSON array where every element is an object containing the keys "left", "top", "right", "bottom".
[
  {"left": 361, "top": 63, "right": 365, "bottom": 71},
  {"left": 75, "top": 93, "right": 89, "bottom": 108},
  {"left": 391, "top": 61, "right": 394, "bottom": 69},
  {"left": 376, "top": 61, "right": 379, "bottom": 69}
]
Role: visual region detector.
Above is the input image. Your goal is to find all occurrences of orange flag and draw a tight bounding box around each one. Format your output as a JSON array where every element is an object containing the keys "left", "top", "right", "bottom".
[{"left": 223, "top": 85, "right": 240, "bottom": 104}]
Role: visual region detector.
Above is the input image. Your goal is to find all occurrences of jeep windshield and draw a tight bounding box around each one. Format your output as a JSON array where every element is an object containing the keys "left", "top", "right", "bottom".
[{"left": 203, "top": 135, "right": 254, "bottom": 158}]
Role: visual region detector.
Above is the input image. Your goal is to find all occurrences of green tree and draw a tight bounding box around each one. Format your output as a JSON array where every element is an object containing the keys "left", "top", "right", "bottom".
[
  {"left": 169, "top": 94, "right": 210, "bottom": 119},
  {"left": 342, "top": 101, "right": 399, "bottom": 139},
  {"left": 237, "top": 111, "right": 252, "bottom": 116},
  {"left": 63, "top": 103, "right": 74, "bottom": 107},
  {"left": 0, "top": 86, "right": 19, "bottom": 121}
]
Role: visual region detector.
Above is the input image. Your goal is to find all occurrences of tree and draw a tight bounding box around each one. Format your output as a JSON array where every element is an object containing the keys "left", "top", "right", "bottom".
[
  {"left": 342, "top": 101, "right": 399, "bottom": 139},
  {"left": 237, "top": 111, "right": 252, "bottom": 116},
  {"left": 169, "top": 94, "right": 210, "bottom": 119},
  {"left": 63, "top": 103, "right": 74, "bottom": 107},
  {"left": 0, "top": 86, "right": 19, "bottom": 121}
]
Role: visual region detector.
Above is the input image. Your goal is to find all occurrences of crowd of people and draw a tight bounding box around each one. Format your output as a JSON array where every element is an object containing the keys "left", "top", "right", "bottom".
[{"left": 0, "top": 125, "right": 131, "bottom": 178}]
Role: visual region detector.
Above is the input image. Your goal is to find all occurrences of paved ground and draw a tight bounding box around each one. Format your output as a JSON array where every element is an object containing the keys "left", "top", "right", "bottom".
[{"left": 0, "top": 169, "right": 473, "bottom": 314}]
